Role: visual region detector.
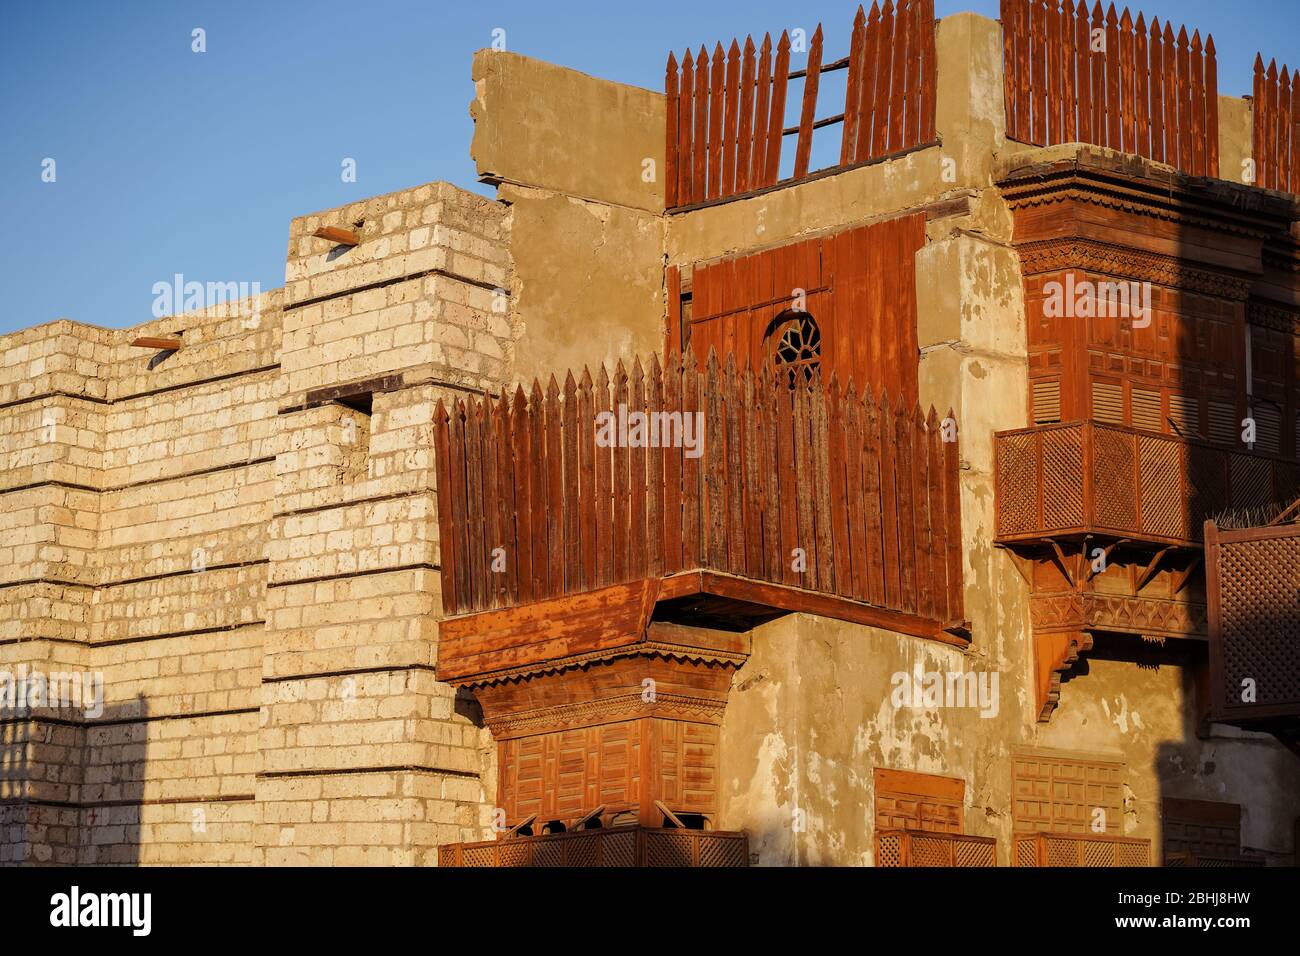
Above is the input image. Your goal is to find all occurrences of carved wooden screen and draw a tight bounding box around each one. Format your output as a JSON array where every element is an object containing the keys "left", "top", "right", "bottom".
[
  {"left": 670, "top": 214, "right": 925, "bottom": 405},
  {"left": 873, "top": 768, "right": 964, "bottom": 833},
  {"left": 1021, "top": 260, "right": 1248, "bottom": 447},
  {"left": 1162, "top": 797, "right": 1242, "bottom": 861},
  {"left": 498, "top": 718, "right": 720, "bottom": 831},
  {"left": 1012, "top": 749, "right": 1124, "bottom": 836},
  {"left": 1205, "top": 521, "right": 1300, "bottom": 722},
  {"left": 1246, "top": 310, "right": 1300, "bottom": 459}
]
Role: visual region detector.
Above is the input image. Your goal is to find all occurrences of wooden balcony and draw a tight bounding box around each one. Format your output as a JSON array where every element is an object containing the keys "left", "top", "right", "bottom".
[
  {"left": 996, "top": 421, "right": 1300, "bottom": 549},
  {"left": 1013, "top": 832, "right": 1151, "bottom": 867},
  {"left": 875, "top": 829, "right": 997, "bottom": 867},
  {"left": 434, "top": 349, "right": 967, "bottom": 672},
  {"left": 437, "top": 826, "right": 749, "bottom": 868},
  {"left": 1205, "top": 519, "right": 1300, "bottom": 735}
]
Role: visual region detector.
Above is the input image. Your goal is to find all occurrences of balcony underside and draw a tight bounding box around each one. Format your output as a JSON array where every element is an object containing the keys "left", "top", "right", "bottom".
[{"left": 436, "top": 570, "right": 970, "bottom": 687}]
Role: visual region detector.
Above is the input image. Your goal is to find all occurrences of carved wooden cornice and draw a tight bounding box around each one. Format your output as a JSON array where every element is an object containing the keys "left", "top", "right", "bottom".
[
  {"left": 1247, "top": 300, "right": 1300, "bottom": 335},
  {"left": 456, "top": 641, "right": 750, "bottom": 689},
  {"left": 1030, "top": 590, "right": 1207, "bottom": 639},
  {"left": 997, "top": 148, "right": 1300, "bottom": 240},
  {"left": 485, "top": 691, "right": 729, "bottom": 739},
  {"left": 1016, "top": 238, "right": 1255, "bottom": 300}
]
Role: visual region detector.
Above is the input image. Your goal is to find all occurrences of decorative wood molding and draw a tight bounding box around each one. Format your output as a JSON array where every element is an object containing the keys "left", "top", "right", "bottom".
[
  {"left": 485, "top": 688, "right": 732, "bottom": 739},
  {"left": 1247, "top": 300, "right": 1300, "bottom": 335},
  {"left": 1034, "top": 630, "right": 1093, "bottom": 722},
  {"left": 1015, "top": 238, "right": 1255, "bottom": 300},
  {"left": 1029, "top": 591, "right": 1208, "bottom": 639}
]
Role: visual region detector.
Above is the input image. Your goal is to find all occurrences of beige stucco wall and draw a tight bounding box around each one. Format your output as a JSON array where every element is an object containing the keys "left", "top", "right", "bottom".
[{"left": 470, "top": 51, "right": 666, "bottom": 383}]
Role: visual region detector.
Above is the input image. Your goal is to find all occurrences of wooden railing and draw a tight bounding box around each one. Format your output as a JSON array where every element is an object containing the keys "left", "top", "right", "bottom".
[
  {"left": 875, "top": 829, "right": 997, "bottom": 867},
  {"left": 995, "top": 422, "right": 1300, "bottom": 547},
  {"left": 1165, "top": 852, "right": 1266, "bottom": 867},
  {"left": 1205, "top": 520, "right": 1300, "bottom": 723},
  {"left": 434, "top": 348, "right": 964, "bottom": 625},
  {"left": 1252, "top": 56, "right": 1300, "bottom": 192},
  {"left": 1014, "top": 832, "right": 1151, "bottom": 866},
  {"left": 438, "top": 827, "right": 748, "bottom": 868},
  {"left": 664, "top": 1, "right": 936, "bottom": 209},
  {"left": 1001, "top": 1, "right": 1219, "bottom": 177}
]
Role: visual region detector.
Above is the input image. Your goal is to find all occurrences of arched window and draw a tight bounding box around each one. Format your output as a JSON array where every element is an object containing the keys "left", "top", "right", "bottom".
[{"left": 766, "top": 311, "right": 822, "bottom": 388}]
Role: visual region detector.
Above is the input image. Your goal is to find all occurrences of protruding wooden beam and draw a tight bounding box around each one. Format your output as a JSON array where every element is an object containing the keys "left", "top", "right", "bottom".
[
  {"left": 313, "top": 225, "right": 359, "bottom": 246},
  {"left": 131, "top": 337, "right": 182, "bottom": 351},
  {"left": 1134, "top": 546, "right": 1172, "bottom": 593}
]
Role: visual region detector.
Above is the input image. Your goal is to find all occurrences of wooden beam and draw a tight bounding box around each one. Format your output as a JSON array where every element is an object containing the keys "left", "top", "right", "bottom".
[
  {"left": 1171, "top": 555, "right": 1202, "bottom": 596},
  {"left": 1134, "top": 547, "right": 1172, "bottom": 593},
  {"left": 654, "top": 801, "right": 685, "bottom": 828},
  {"left": 1047, "top": 541, "right": 1076, "bottom": 588},
  {"left": 436, "top": 578, "right": 661, "bottom": 683},
  {"left": 313, "top": 225, "right": 359, "bottom": 246},
  {"left": 130, "top": 337, "right": 182, "bottom": 351}
]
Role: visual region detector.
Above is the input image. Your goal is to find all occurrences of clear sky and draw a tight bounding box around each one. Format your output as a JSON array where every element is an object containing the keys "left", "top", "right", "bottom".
[{"left": 2, "top": 0, "right": 1297, "bottom": 336}]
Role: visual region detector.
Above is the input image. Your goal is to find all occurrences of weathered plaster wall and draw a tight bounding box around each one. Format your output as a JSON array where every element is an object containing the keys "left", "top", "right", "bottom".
[
  {"left": 1218, "top": 94, "right": 1254, "bottom": 188},
  {"left": 470, "top": 50, "right": 666, "bottom": 383}
]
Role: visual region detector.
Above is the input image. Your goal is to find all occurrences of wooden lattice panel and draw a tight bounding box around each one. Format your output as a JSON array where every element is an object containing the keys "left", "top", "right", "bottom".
[
  {"left": 439, "top": 827, "right": 748, "bottom": 868},
  {"left": 1014, "top": 832, "right": 1151, "bottom": 867},
  {"left": 1206, "top": 522, "right": 1300, "bottom": 721},
  {"left": 1187, "top": 443, "right": 1229, "bottom": 529},
  {"left": 876, "top": 833, "right": 903, "bottom": 867},
  {"left": 873, "top": 768, "right": 964, "bottom": 834},
  {"left": 645, "top": 830, "right": 693, "bottom": 867},
  {"left": 874, "top": 830, "right": 996, "bottom": 867},
  {"left": 1092, "top": 428, "right": 1136, "bottom": 530},
  {"left": 1229, "top": 453, "right": 1274, "bottom": 511},
  {"left": 1012, "top": 750, "right": 1123, "bottom": 836},
  {"left": 1015, "top": 837, "right": 1037, "bottom": 867},
  {"left": 1139, "top": 435, "right": 1184, "bottom": 539},
  {"left": 1041, "top": 428, "right": 1084, "bottom": 528},
  {"left": 998, "top": 432, "right": 1040, "bottom": 534}
]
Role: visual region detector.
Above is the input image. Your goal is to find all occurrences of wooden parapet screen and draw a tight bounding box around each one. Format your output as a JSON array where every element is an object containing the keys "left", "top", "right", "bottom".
[
  {"left": 1252, "top": 56, "right": 1300, "bottom": 193},
  {"left": 434, "top": 347, "right": 964, "bottom": 631},
  {"left": 1000, "top": 1, "right": 1219, "bottom": 177},
  {"left": 875, "top": 829, "right": 997, "bottom": 866},
  {"left": 664, "top": 1, "right": 937, "bottom": 210},
  {"left": 1013, "top": 832, "right": 1151, "bottom": 866},
  {"left": 1205, "top": 519, "right": 1300, "bottom": 723},
  {"left": 438, "top": 826, "right": 748, "bottom": 868},
  {"left": 995, "top": 421, "right": 1300, "bottom": 547}
]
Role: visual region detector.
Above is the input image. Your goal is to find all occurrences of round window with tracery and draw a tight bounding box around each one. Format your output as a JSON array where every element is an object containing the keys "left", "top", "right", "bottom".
[{"left": 768, "top": 312, "right": 821, "bottom": 388}]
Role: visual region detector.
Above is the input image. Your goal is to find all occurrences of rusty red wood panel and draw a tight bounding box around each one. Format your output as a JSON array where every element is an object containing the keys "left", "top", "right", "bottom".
[
  {"left": 434, "top": 352, "right": 966, "bottom": 629},
  {"left": 736, "top": 36, "right": 756, "bottom": 194},
  {"left": 665, "top": 53, "right": 679, "bottom": 209},
  {"left": 1000, "top": 1, "right": 1219, "bottom": 175},
  {"left": 722, "top": 40, "right": 741, "bottom": 198},
  {"left": 794, "top": 25, "right": 824, "bottom": 179}
]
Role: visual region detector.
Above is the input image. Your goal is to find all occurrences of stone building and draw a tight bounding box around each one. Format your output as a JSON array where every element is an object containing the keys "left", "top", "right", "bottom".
[{"left": 3, "top": 1, "right": 1298, "bottom": 866}]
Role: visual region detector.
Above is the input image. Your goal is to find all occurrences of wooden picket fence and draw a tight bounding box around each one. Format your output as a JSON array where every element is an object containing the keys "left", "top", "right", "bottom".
[
  {"left": 1252, "top": 56, "right": 1300, "bottom": 192},
  {"left": 433, "top": 349, "right": 964, "bottom": 627},
  {"left": 1001, "top": 1, "right": 1219, "bottom": 177},
  {"left": 664, "top": 1, "right": 937, "bottom": 209}
]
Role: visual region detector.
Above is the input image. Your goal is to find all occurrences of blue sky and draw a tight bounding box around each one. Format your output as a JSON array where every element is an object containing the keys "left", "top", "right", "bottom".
[{"left": 2, "top": 0, "right": 1297, "bottom": 336}]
